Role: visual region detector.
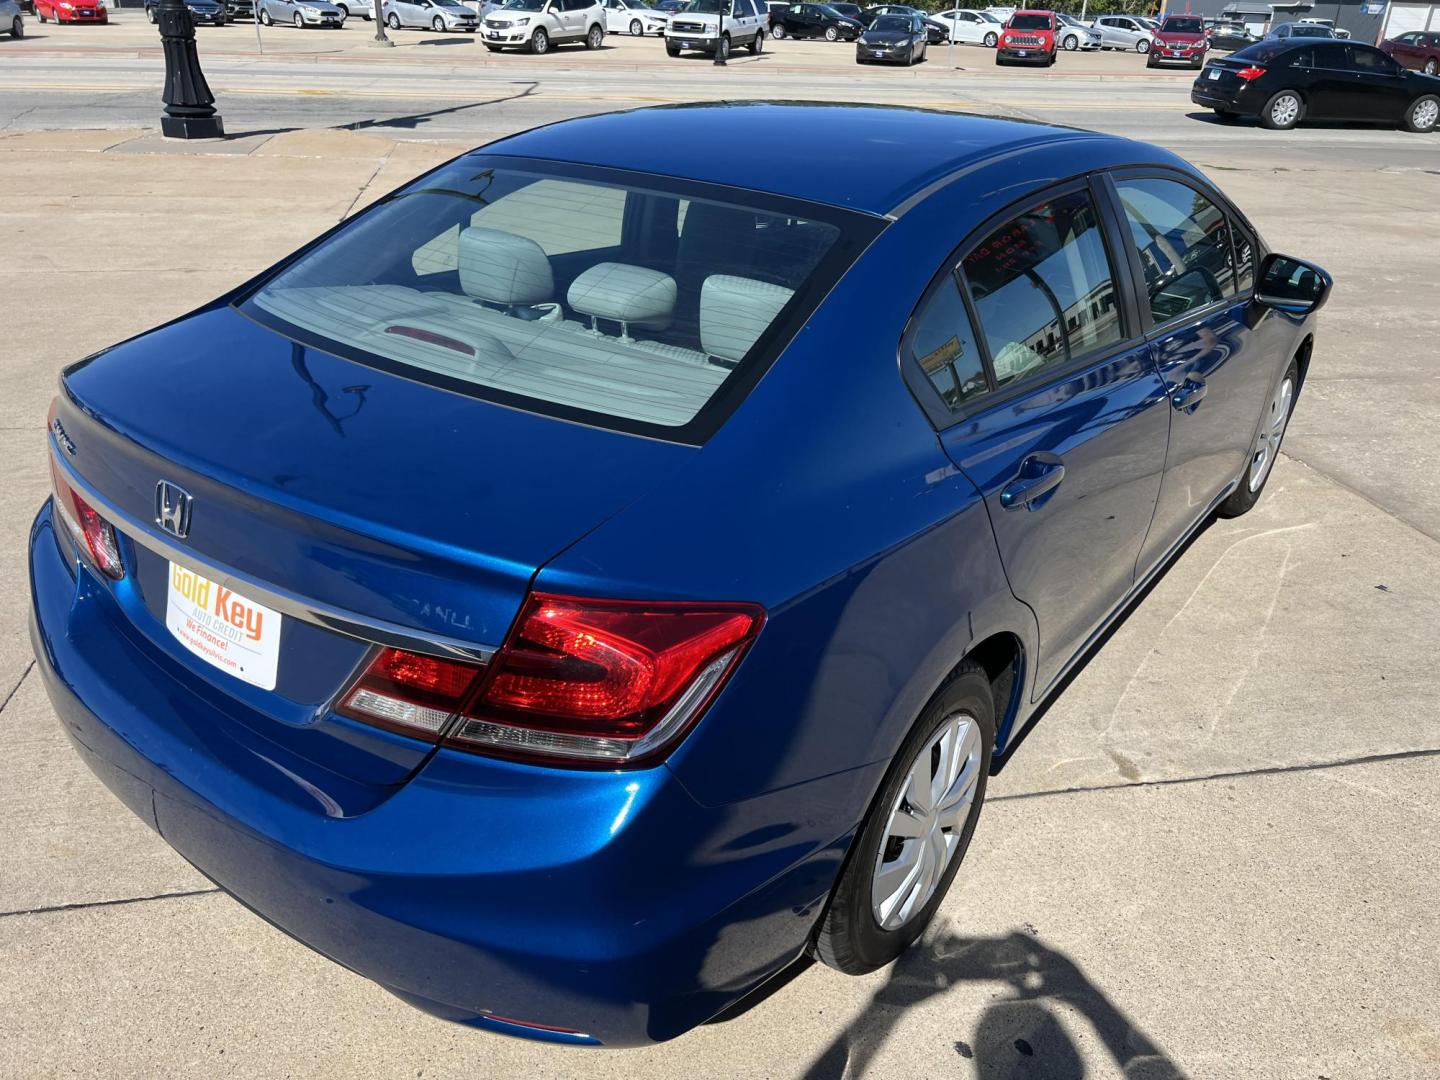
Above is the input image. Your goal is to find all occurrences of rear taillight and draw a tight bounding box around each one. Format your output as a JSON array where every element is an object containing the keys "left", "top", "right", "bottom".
[
  {"left": 338, "top": 647, "right": 483, "bottom": 738},
  {"left": 1237, "top": 64, "right": 1266, "bottom": 80},
  {"left": 336, "top": 594, "right": 764, "bottom": 766},
  {"left": 49, "top": 455, "right": 124, "bottom": 580}
]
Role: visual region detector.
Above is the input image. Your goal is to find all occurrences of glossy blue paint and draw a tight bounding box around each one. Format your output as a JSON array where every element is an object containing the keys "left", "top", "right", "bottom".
[{"left": 28, "top": 105, "right": 1324, "bottom": 1046}]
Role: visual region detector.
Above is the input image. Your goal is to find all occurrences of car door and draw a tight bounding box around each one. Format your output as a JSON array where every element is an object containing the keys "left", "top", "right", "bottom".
[
  {"left": 604, "top": 0, "right": 622, "bottom": 31},
  {"left": 1301, "top": 42, "right": 1357, "bottom": 118},
  {"left": 1104, "top": 172, "right": 1279, "bottom": 576},
  {"left": 957, "top": 11, "right": 984, "bottom": 42},
  {"left": 921, "top": 180, "right": 1170, "bottom": 694},
  {"left": 794, "top": 2, "right": 819, "bottom": 34},
  {"left": 406, "top": 0, "right": 431, "bottom": 25},
  {"left": 1343, "top": 44, "right": 1412, "bottom": 121}
]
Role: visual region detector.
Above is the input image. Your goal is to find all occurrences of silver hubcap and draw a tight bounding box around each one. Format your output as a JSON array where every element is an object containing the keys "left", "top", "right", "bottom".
[
  {"left": 1415, "top": 99, "right": 1439, "bottom": 129},
  {"left": 1249, "top": 375, "right": 1293, "bottom": 492},
  {"left": 1272, "top": 95, "right": 1299, "bottom": 126},
  {"left": 871, "top": 713, "right": 982, "bottom": 931}
]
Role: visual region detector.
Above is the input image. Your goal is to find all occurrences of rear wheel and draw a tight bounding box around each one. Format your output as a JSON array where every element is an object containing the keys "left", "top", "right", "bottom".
[
  {"left": 824, "top": 24, "right": 836, "bottom": 40},
  {"left": 747, "top": 26, "right": 762, "bottom": 53},
  {"left": 1261, "top": 89, "right": 1302, "bottom": 130},
  {"left": 1403, "top": 94, "right": 1439, "bottom": 133},
  {"left": 1219, "top": 359, "right": 1297, "bottom": 517},
  {"left": 814, "top": 663, "right": 995, "bottom": 975},
  {"left": 529, "top": 25, "right": 547, "bottom": 51}
]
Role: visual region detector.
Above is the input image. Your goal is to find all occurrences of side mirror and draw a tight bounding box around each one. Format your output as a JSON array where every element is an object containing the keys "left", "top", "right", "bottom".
[{"left": 1256, "top": 253, "right": 1333, "bottom": 315}]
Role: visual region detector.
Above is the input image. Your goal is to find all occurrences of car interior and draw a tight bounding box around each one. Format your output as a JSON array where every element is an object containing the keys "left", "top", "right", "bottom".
[{"left": 251, "top": 174, "right": 840, "bottom": 428}]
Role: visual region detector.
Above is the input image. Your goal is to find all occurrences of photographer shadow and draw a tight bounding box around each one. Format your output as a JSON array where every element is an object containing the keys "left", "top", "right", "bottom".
[{"left": 801, "top": 928, "right": 1187, "bottom": 1079}]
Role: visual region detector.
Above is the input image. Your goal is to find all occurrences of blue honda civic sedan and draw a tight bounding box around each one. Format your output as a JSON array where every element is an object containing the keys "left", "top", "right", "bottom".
[{"left": 29, "top": 103, "right": 1331, "bottom": 1046}]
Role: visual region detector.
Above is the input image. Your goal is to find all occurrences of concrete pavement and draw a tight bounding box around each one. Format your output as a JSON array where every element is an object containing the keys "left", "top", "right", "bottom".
[{"left": 1, "top": 45, "right": 1439, "bottom": 1078}]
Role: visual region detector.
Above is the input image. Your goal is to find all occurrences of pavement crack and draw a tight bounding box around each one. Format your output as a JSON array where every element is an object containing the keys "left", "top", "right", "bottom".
[
  {"left": 0, "top": 660, "right": 34, "bottom": 717},
  {"left": 0, "top": 887, "right": 222, "bottom": 920},
  {"left": 992, "top": 746, "right": 1440, "bottom": 804}
]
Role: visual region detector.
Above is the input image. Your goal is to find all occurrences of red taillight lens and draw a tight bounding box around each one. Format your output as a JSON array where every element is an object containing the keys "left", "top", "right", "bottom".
[
  {"left": 338, "top": 646, "right": 484, "bottom": 739},
  {"left": 1237, "top": 64, "right": 1266, "bottom": 80},
  {"left": 49, "top": 456, "right": 124, "bottom": 580},
  {"left": 451, "top": 594, "right": 765, "bottom": 766}
]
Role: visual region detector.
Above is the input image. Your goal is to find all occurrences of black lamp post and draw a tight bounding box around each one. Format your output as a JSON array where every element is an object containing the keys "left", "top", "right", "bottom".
[
  {"left": 157, "top": 0, "right": 224, "bottom": 139},
  {"left": 713, "top": 0, "right": 726, "bottom": 64}
]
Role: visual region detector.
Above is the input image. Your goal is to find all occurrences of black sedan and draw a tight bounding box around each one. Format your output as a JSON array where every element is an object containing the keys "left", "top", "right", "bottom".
[
  {"left": 1192, "top": 40, "right": 1440, "bottom": 132},
  {"left": 856, "top": 11, "right": 925, "bottom": 62},
  {"left": 860, "top": 3, "right": 945, "bottom": 43},
  {"left": 768, "top": 1, "right": 861, "bottom": 40}
]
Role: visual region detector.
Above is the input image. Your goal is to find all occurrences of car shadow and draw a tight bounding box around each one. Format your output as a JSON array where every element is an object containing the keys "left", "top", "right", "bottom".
[
  {"left": 414, "top": 35, "right": 475, "bottom": 44},
  {"left": 800, "top": 927, "right": 1188, "bottom": 1079}
]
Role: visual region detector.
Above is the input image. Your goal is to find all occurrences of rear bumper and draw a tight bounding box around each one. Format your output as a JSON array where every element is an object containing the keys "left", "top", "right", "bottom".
[
  {"left": 28, "top": 503, "right": 850, "bottom": 1046},
  {"left": 1190, "top": 84, "right": 1250, "bottom": 112}
]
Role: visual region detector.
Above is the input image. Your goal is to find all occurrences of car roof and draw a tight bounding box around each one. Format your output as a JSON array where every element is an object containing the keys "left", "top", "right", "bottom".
[{"left": 475, "top": 103, "right": 1126, "bottom": 217}]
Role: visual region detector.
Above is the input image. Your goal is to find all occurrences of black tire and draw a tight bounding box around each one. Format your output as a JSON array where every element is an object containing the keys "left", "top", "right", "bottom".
[
  {"left": 1402, "top": 94, "right": 1439, "bottom": 133},
  {"left": 1047, "top": 47, "right": 1055, "bottom": 65},
  {"left": 12, "top": 14, "right": 23, "bottom": 34},
  {"left": 747, "top": 26, "right": 762, "bottom": 53},
  {"left": 1146, "top": 54, "right": 1156, "bottom": 67},
  {"left": 770, "top": 21, "right": 784, "bottom": 38},
  {"left": 628, "top": 17, "right": 640, "bottom": 34},
  {"left": 529, "top": 25, "right": 547, "bottom": 51},
  {"left": 814, "top": 663, "right": 995, "bottom": 975},
  {"left": 386, "top": 11, "right": 399, "bottom": 27},
  {"left": 585, "top": 21, "right": 602, "bottom": 47},
  {"left": 1218, "top": 358, "right": 1298, "bottom": 518},
  {"left": 823, "top": 24, "right": 836, "bottom": 41},
  {"left": 146, "top": 4, "right": 156, "bottom": 20},
  {"left": 994, "top": 53, "right": 1004, "bottom": 65},
  {"left": 1260, "top": 88, "right": 1302, "bottom": 130},
  {"left": 665, "top": 38, "right": 679, "bottom": 53},
  {"left": 259, "top": 6, "right": 270, "bottom": 22},
  {"left": 982, "top": 30, "right": 995, "bottom": 47},
  {"left": 714, "top": 30, "right": 728, "bottom": 57}
]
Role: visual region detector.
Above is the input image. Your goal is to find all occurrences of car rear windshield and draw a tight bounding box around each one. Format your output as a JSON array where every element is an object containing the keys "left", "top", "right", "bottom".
[
  {"left": 1008, "top": 13, "right": 1048, "bottom": 28},
  {"left": 243, "top": 159, "right": 872, "bottom": 440},
  {"left": 1162, "top": 16, "right": 1201, "bottom": 32},
  {"left": 1228, "top": 40, "right": 1295, "bottom": 62}
]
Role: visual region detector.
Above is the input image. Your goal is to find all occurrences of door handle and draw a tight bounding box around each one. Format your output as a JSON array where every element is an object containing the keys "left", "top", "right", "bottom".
[
  {"left": 1170, "top": 375, "right": 1207, "bottom": 413},
  {"left": 1000, "top": 458, "right": 1066, "bottom": 511}
]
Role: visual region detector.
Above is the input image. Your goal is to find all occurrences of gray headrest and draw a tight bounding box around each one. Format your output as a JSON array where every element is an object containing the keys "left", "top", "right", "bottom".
[
  {"left": 458, "top": 227, "right": 553, "bottom": 305},
  {"left": 700, "top": 275, "right": 793, "bottom": 363},
  {"left": 567, "top": 262, "right": 677, "bottom": 331}
]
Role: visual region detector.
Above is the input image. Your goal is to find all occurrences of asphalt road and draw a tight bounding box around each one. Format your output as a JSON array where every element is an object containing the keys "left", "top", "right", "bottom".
[{"left": 2, "top": 24, "right": 1440, "bottom": 1080}]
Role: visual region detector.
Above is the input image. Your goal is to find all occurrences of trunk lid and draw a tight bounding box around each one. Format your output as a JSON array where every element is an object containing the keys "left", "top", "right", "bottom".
[{"left": 54, "top": 303, "right": 693, "bottom": 802}]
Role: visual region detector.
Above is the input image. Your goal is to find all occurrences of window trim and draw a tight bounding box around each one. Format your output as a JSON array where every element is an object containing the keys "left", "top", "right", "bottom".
[
  {"left": 1098, "top": 166, "right": 1265, "bottom": 340},
  {"left": 898, "top": 174, "right": 1145, "bottom": 430}
]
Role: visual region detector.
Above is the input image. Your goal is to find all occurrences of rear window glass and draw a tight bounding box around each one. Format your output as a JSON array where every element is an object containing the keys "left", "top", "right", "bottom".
[
  {"left": 1161, "top": 16, "right": 1201, "bottom": 32},
  {"left": 1009, "top": 13, "right": 1048, "bottom": 28},
  {"left": 1229, "top": 40, "right": 1298, "bottom": 63},
  {"left": 246, "top": 162, "right": 857, "bottom": 436}
]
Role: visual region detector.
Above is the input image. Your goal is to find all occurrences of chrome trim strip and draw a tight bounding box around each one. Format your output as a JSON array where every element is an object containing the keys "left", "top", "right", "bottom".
[{"left": 50, "top": 443, "right": 498, "bottom": 664}]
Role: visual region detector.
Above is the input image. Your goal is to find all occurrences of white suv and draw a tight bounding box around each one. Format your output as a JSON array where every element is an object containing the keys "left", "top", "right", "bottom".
[
  {"left": 483, "top": 0, "right": 605, "bottom": 52},
  {"left": 665, "top": 0, "right": 764, "bottom": 59}
]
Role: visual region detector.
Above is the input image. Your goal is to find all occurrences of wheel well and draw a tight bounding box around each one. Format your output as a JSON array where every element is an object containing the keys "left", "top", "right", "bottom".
[
  {"left": 957, "top": 632, "right": 1023, "bottom": 746},
  {"left": 1294, "top": 334, "right": 1313, "bottom": 393}
]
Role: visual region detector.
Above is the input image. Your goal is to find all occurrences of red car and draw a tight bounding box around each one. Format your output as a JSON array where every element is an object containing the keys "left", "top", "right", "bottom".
[
  {"left": 1148, "top": 13, "right": 1207, "bottom": 68},
  {"left": 996, "top": 8, "right": 1056, "bottom": 65},
  {"left": 1381, "top": 30, "right": 1440, "bottom": 75},
  {"left": 35, "top": 0, "right": 108, "bottom": 21}
]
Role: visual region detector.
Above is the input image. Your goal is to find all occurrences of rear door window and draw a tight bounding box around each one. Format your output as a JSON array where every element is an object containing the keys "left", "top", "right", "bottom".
[
  {"left": 961, "top": 188, "right": 1124, "bottom": 387},
  {"left": 245, "top": 162, "right": 872, "bottom": 440},
  {"left": 1114, "top": 177, "right": 1237, "bottom": 326}
]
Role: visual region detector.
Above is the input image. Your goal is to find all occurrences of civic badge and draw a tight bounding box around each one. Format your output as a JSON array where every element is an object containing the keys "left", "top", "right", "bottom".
[{"left": 155, "top": 481, "right": 193, "bottom": 539}]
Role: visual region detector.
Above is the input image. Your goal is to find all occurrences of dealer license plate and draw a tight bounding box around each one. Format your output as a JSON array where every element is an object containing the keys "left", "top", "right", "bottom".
[{"left": 166, "top": 562, "right": 282, "bottom": 690}]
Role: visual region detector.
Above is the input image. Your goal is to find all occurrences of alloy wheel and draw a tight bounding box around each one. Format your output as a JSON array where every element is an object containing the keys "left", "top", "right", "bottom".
[
  {"left": 1248, "top": 374, "right": 1293, "bottom": 492},
  {"left": 293, "top": 11, "right": 302, "bottom": 25},
  {"left": 1413, "top": 97, "right": 1439, "bottom": 131},
  {"left": 1064, "top": 33, "right": 1077, "bottom": 49},
  {"left": 1425, "top": 58, "right": 1437, "bottom": 75},
  {"left": 870, "top": 712, "right": 982, "bottom": 931},
  {"left": 432, "top": 14, "right": 443, "bottom": 28},
  {"left": 629, "top": 16, "right": 640, "bottom": 34},
  {"left": 983, "top": 30, "right": 995, "bottom": 46}
]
